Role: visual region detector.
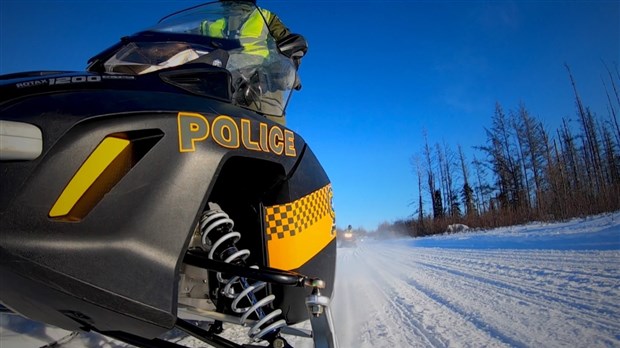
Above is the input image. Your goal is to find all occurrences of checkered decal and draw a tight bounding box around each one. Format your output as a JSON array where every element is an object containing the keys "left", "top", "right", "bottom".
[{"left": 265, "top": 185, "right": 333, "bottom": 241}]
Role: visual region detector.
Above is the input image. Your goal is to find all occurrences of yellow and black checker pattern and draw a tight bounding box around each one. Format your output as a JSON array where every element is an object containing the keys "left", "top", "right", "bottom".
[
  {"left": 265, "top": 185, "right": 332, "bottom": 241},
  {"left": 264, "top": 184, "right": 335, "bottom": 270}
]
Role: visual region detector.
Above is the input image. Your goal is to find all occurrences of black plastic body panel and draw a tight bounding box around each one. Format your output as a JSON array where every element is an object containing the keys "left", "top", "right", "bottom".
[{"left": 0, "top": 69, "right": 334, "bottom": 338}]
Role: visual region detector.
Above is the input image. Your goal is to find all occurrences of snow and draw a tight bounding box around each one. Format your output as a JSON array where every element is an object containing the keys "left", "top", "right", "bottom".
[{"left": 2, "top": 212, "right": 619, "bottom": 347}]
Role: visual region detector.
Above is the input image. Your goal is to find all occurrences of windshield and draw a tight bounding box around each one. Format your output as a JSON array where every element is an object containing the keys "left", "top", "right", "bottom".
[{"left": 98, "top": 1, "right": 299, "bottom": 118}]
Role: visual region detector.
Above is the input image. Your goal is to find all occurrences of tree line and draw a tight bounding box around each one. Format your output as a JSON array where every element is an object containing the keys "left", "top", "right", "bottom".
[{"left": 381, "top": 64, "right": 620, "bottom": 238}]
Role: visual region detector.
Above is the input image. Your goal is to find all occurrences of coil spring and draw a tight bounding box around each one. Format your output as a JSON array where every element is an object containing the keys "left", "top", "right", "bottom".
[{"left": 199, "top": 205, "right": 287, "bottom": 341}]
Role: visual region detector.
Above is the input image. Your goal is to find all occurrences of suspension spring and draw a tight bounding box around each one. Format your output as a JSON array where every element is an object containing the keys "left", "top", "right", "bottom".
[{"left": 199, "top": 203, "right": 287, "bottom": 341}]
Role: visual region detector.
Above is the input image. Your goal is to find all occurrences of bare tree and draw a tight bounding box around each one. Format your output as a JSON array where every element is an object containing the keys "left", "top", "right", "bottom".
[
  {"left": 458, "top": 144, "right": 476, "bottom": 217},
  {"left": 512, "top": 109, "right": 533, "bottom": 211},
  {"left": 411, "top": 155, "right": 425, "bottom": 224},
  {"left": 566, "top": 64, "right": 605, "bottom": 193},
  {"left": 513, "top": 104, "right": 547, "bottom": 213},
  {"left": 479, "top": 102, "right": 525, "bottom": 212},
  {"left": 601, "top": 124, "right": 620, "bottom": 185},
  {"left": 436, "top": 142, "right": 460, "bottom": 218},
  {"left": 602, "top": 61, "right": 620, "bottom": 145},
  {"left": 472, "top": 155, "right": 492, "bottom": 213},
  {"left": 423, "top": 131, "right": 442, "bottom": 219},
  {"left": 559, "top": 119, "right": 582, "bottom": 196}
]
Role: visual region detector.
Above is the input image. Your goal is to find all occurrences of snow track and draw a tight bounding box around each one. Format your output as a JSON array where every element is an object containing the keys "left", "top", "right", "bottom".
[{"left": 331, "top": 242, "right": 620, "bottom": 348}]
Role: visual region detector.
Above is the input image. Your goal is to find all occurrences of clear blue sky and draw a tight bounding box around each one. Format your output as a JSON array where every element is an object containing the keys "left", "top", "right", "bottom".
[{"left": 1, "top": 1, "right": 618, "bottom": 231}]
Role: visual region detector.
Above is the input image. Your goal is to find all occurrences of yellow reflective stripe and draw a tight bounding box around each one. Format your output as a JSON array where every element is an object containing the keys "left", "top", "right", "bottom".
[
  {"left": 49, "top": 137, "right": 131, "bottom": 217},
  {"left": 265, "top": 185, "right": 336, "bottom": 270}
]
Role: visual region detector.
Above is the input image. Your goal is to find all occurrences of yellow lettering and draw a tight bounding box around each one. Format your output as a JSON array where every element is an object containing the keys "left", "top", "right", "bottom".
[
  {"left": 269, "top": 127, "right": 284, "bottom": 155},
  {"left": 284, "top": 129, "right": 296, "bottom": 157},
  {"left": 241, "top": 119, "right": 261, "bottom": 151},
  {"left": 212, "top": 115, "right": 239, "bottom": 149},
  {"left": 259, "top": 123, "right": 269, "bottom": 152},
  {"left": 177, "top": 113, "right": 296, "bottom": 157},
  {"left": 178, "top": 112, "right": 209, "bottom": 152}
]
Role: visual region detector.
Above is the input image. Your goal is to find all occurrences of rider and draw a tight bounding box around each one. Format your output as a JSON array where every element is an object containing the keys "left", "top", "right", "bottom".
[
  {"left": 201, "top": 0, "right": 306, "bottom": 125},
  {"left": 201, "top": 0, "right": 293, "bottom": 57},
  {"left": 104, "top": 1, "right": 306, "bottom": 125}
]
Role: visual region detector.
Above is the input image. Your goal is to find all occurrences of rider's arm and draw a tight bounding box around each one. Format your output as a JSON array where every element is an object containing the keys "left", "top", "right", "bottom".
[{"left": 265, "top": 12, "right": 291, "bottom": 42}]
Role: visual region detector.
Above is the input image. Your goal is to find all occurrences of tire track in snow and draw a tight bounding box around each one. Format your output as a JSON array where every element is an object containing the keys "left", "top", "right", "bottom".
[
  {"left": 415, "top": 249, "right": 620, "bottom": 298},
  {"left": 372, "top": 244, "right": 620, "bottom": 348},
  {"left": 403, "top": 274, "right": 526, "bottom": 347},
  {"left": 365, "top": 245, "right": 514, "bottom": 348},
  {"left": 380, "top": 247, "right": 620, "bottom": 331},
  {"left": 335, "top": 244, "right": 512, "bottom": 348},
  {"left": 355, "top": 247, "right": 446, "bottom": 348},
  {"left": 379, "top": 247, "right": 619, "bottom": 311},
  {"left": 413, "top": 258, "right": 620, "bottom": 328},
  {"left": 333, "top": 245, "right": 446, "bottom": 347}
]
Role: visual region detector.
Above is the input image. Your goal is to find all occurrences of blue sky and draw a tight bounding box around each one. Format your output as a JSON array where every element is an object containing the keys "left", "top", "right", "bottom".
[{"left": 1, "top": 1, "right": 618, "bottom": 231}]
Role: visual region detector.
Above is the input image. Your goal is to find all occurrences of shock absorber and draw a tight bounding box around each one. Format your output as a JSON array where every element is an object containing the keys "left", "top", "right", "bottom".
[{"left": 199, "top": 203, "right": 287, "bottom": 342}]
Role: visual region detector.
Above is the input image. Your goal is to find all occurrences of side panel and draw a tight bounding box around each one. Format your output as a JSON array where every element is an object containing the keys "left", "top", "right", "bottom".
[
  {"left": 0, "top": 87, "right": 303, "bottom": 337},
  {"left": 1, "top": 113, "right": 216, "bottom": 336}
]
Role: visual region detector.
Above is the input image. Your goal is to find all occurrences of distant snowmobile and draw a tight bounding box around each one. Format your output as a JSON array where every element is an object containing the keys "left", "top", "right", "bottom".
[
  {"left": 0, "top": 2, "right": 338, "bottom": 347},
  {"left": 339, "top": 225, "right": 357, "bottom": 248}
]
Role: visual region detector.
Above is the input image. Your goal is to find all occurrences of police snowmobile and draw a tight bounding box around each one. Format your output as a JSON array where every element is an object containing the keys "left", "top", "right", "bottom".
[{"left": 0, "top": 2, "right": 338, "bottom": 347}]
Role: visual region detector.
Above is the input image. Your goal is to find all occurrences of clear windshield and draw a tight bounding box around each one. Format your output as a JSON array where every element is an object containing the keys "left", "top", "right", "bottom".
[{"left": 101, "top": 1, "right": 298, "bottom": 117}]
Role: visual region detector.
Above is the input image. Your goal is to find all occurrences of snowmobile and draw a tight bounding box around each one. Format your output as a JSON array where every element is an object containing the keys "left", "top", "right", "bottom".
[
  {"left": 339, "top": 232, "right": 357, "bottom": 248},
  {"left": 338, "top": 226, "right": 356, "bottom": 248},
  {"left": 0, "top": 2, "right": 338, "bottom": 347}
]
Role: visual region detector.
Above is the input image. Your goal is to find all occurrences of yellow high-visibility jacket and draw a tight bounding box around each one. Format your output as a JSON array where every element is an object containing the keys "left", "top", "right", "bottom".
[{"left": 202, "top": 8, "right": 280, "bottom": 58}]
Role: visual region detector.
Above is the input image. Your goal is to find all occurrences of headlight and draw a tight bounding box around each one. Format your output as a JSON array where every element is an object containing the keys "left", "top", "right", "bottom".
[{"left": 0, "top": 120, "right": 43, "bottom": 161}]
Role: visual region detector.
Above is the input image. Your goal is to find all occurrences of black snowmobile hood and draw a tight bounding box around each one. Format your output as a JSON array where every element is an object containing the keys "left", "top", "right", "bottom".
[
  {"left": 0, "top": 64, "right": 233, "bottom": 106},
  {"left": 0, "top": 70, "right": 100, "bottom": 101}
]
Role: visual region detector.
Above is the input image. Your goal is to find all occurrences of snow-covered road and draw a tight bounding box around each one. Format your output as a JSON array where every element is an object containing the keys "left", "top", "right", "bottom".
[
  {"left": 331, "top": 244, "right": 619, "bottom": 348},
  {"left": 2, "top": 213, "right": 619, "bottom": 347}
]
